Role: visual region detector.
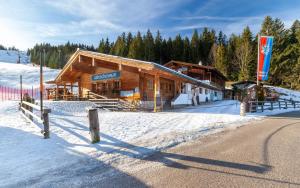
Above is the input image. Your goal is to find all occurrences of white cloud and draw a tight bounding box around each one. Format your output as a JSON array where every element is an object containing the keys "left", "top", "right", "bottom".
[{"left": 41, "top": 0, "right": 185, "bottom": 37}]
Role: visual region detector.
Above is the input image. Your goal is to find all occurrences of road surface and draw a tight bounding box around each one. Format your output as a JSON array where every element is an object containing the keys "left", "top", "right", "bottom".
[
  {"left": 9, "top": 111, "right": 300, "bottom": 188},
  {"left": 110, "top": 111, "right": 300, "bottom": 188}
]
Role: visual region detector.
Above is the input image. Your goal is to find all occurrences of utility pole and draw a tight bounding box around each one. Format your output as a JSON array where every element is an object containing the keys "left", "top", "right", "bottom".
[{"left": 40, "top": 50, "right": 44, "bottom": 117}]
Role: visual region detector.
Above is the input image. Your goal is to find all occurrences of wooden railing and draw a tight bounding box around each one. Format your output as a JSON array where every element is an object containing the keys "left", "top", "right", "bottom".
[
  {"left": 87, "top": 91, "right": 107, "bottom": 99},
  {"left": 89, "top": 98, "right": 138, "bottom": 111},
  {"left": 20, "top": 101, "right": 51, "bottom": 138},
  {"left": 249, "top": 99, "right": 300, "bottom": 113}
]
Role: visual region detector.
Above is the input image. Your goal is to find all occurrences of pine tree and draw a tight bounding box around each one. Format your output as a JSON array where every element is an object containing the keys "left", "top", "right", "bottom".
[
  {"left": 154, "top": 30, "right": 162, "bottom": 64},
  {"left": 183, "top": 37, "right": 191, "bottom": 63},
  {"left": 144, "top": 29, "right": 155, "bottom": 61},
  {"left": 128, "top": 31, "right": 144, "bottom": 60},
  {"left": 191, "top": 29, "right": 200, "bottom": 64},
  {"left": 112, "top": 33, "right": 127, "bottom": 56},
  {"left": 172, "top": 34, "right": 184, "bottom": 61},
  {"left": 98, "top": 39, "right": 105, "bottom": 53}
]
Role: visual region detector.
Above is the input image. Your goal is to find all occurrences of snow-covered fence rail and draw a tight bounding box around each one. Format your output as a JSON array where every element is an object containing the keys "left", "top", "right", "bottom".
[
  {"left": 20, "top": 100, "right": 51, "bottom": 139},
  {"left": 249, "top": 100, "right": 300, "bottom": 113}
]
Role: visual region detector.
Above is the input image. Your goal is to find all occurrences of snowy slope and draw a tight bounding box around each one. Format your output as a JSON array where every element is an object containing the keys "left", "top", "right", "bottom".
[
  {"left": 266, "top": 85, "right": 300, "bottom": 101},
  {"left": 0, "top": 50, "right": 29, "bottom": 64},
  {"left": 0, "top": 62, "right": 59, "bottom": 89}
]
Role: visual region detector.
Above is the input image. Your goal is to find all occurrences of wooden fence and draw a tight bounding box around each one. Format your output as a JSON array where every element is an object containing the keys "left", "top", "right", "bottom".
[
  {"left": 249, "top": 99, "right": 300, "bottom": 113},
  {"left": 20, "top": 100, "right": 51, "bottom": 139}
]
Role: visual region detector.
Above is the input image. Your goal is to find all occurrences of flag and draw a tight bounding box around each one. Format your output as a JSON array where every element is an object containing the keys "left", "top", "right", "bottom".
[{"left": 258, "top": 36, "right": 274, "bottom": 81}]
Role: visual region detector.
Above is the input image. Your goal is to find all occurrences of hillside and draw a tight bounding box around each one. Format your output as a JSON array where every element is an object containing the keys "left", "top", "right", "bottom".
[
  {"left": 0, "top": 50, "right": 59, "bottom": 89},
  {"left": 0, "top": 50, "right": 29, "bottom": 64}
]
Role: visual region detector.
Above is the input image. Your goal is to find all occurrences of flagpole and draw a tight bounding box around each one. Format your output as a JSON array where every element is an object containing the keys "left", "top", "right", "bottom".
[{"left": 257, "top": 34, "right": 260, "bottom": 86}]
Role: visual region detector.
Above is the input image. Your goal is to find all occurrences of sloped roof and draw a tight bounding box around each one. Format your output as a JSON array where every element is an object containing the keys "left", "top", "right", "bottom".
[
  {"left": 55, "top": 49, "right": 220, "bottom": 90},
  {"left": 165, "top": 60, "right": 227, "bottom": 80}
]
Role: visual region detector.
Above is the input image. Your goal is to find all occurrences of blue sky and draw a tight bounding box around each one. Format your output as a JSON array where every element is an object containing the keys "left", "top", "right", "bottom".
[{"left": 0, "top": 0, "right": 299, "bottom": 50}]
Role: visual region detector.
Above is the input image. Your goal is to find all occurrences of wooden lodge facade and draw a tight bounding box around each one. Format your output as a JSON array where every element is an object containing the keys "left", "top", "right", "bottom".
[
  {"left": 50, "top": 49, "right": 224, "bottom": 110},
  {"left": 164, "top": 60, "right": 227, "bottom": 90}
]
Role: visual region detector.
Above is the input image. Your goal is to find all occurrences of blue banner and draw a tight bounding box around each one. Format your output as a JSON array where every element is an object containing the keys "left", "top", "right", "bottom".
[
  {"left": 91, "top": 71, "right": 120, "bottom": 81},
  {"left": 258, "top": 36, "right": 274, "bottom": 81}
]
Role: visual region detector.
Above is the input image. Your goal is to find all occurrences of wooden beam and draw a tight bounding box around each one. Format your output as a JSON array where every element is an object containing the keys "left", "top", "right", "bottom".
[
  {"left": 92, "top": 58, "right": 95, "bottom": 67},
  {"left": 72, "top": 64, "right": 95, "bottom": 74},
  {"left": 78, "top": 78, "right": 82, "bottom": 98},
  {"left": 153, "top": 74, "right": 160, "bottom": 112}
]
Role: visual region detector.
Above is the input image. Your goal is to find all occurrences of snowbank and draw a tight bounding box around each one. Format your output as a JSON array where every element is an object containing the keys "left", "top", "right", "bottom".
[{"left": 1, "top": 99, "right": 299, "bottom": 186}]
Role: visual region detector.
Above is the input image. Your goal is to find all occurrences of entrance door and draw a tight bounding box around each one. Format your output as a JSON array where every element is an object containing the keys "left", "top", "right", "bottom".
[{"left": 92, "top": 80, "right": 120, "bottom": 98}]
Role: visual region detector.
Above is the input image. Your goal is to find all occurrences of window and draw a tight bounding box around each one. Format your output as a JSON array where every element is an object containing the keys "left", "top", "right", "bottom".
[
  {"left": 113, "top": 81, "right": 120, "bottom": 89},
  {"left": 199, "top": 88, "right": 203, "bottom": 94},
  {"left": 214, "top": 91, "right": 217, "bottom": 97},
  {"left": 205, "top": 89, "right": 208, "bottom": 95},
  {"left": 147, "top": 79, "right": 154, "bottom": 90}
]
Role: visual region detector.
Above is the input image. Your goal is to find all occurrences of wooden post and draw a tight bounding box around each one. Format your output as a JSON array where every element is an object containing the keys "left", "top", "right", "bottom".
[
  {"left": 78, "top": 79, "right": 82, "bottom": 99},
  {"left": 42, "top": 109, "right": 51, "bottom": 139},
  {"left": 285, "top": 101, "right": 287, "bottom": 109},
  {"left": 55, "top": 84, "right": 59, "bottom": 100},
  {"left": 63, "top": 83, "right": 66, "bottom": 100},
  {"left": 279, "top": 101, "right": 281, "bottom": 109},
  {"left": 261, "top": 103, "right": 264, "bottom": 112},
  {"left": 153, "top": 74, "right": 160, "bottom": 112},
  {"left": 293, "top": 101, "right": 296, "bottom": 109},
  {"left": 270, "top": 101, "right": 273, "bottom": 110},
  {"left": 88, "top": 108, "right": 100, "bottom": 143}
]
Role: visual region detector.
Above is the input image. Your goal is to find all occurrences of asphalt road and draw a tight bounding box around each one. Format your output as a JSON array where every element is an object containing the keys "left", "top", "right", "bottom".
[
  {"left": 110, "top": 110, "right": 300, "bottom": 188},
  {"left": 9, "top": 111, "right": 300, "bottom": 188}
]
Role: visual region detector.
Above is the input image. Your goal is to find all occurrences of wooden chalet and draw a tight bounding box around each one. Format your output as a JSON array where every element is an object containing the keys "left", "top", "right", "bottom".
[
  {"left": 164, "top": 60, "right": 227, "bottom": 91},
  {"left": 51, "top": 49, "right": 218, "bottom": 110}
]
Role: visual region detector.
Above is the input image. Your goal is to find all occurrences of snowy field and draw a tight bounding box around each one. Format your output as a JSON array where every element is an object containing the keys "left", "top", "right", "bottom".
[
  {"left": 1, "top": 99, "right": 299, "bottom": 187},
  {"left": 0, "top": 62, "right": 59, "bottom": 89},
  {"left": 0, "top": 50, "right": 29, "bottom": 64}
]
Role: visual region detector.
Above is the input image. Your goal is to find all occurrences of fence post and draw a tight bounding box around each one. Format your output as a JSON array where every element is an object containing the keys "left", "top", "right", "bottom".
[
  {"left": 285, "top": 101, "right": 287, "bottom": 109},
  {"left": 42, "top": 109, "right": 51, "bottom": 139},
  {"left": 261, "top": 103, "right": 264, "bottom": 112},
  {"left": 293, "top": 101, "right": 296, "bottom": 109},
  {"left": 88, "top": 108, "right": 100, "bottom": 143},
  {"left": 270, "top": 101, "right": 273, "bottom": 110},
  {"left": 279, "top": 101, "right": 281, "bottom": 109}
]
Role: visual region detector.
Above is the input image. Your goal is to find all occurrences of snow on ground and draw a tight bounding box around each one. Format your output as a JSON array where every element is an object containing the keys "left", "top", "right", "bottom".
[
  {"left": 266, "top": 85, "right": 300, "bottom": 101},
  {"left": 0, "top": 50, "right": 29, "bottom": 64},
  {"left": 0, "top": 62, "right": 59, "bottom": 89},
  {"left": 1, "top": 57, "right": 300, "bottom": 186},
  {"left": 1, "top": 99, "right": 299, "bottom": 187}
]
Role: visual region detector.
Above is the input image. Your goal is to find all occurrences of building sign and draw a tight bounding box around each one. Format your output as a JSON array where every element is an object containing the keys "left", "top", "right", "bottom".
[
  {"left": 258, "top": 36, "right": 274, "bottom": 81},
  {"left": 91, "top": 71, "right": 120, "bottom": 81}
]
